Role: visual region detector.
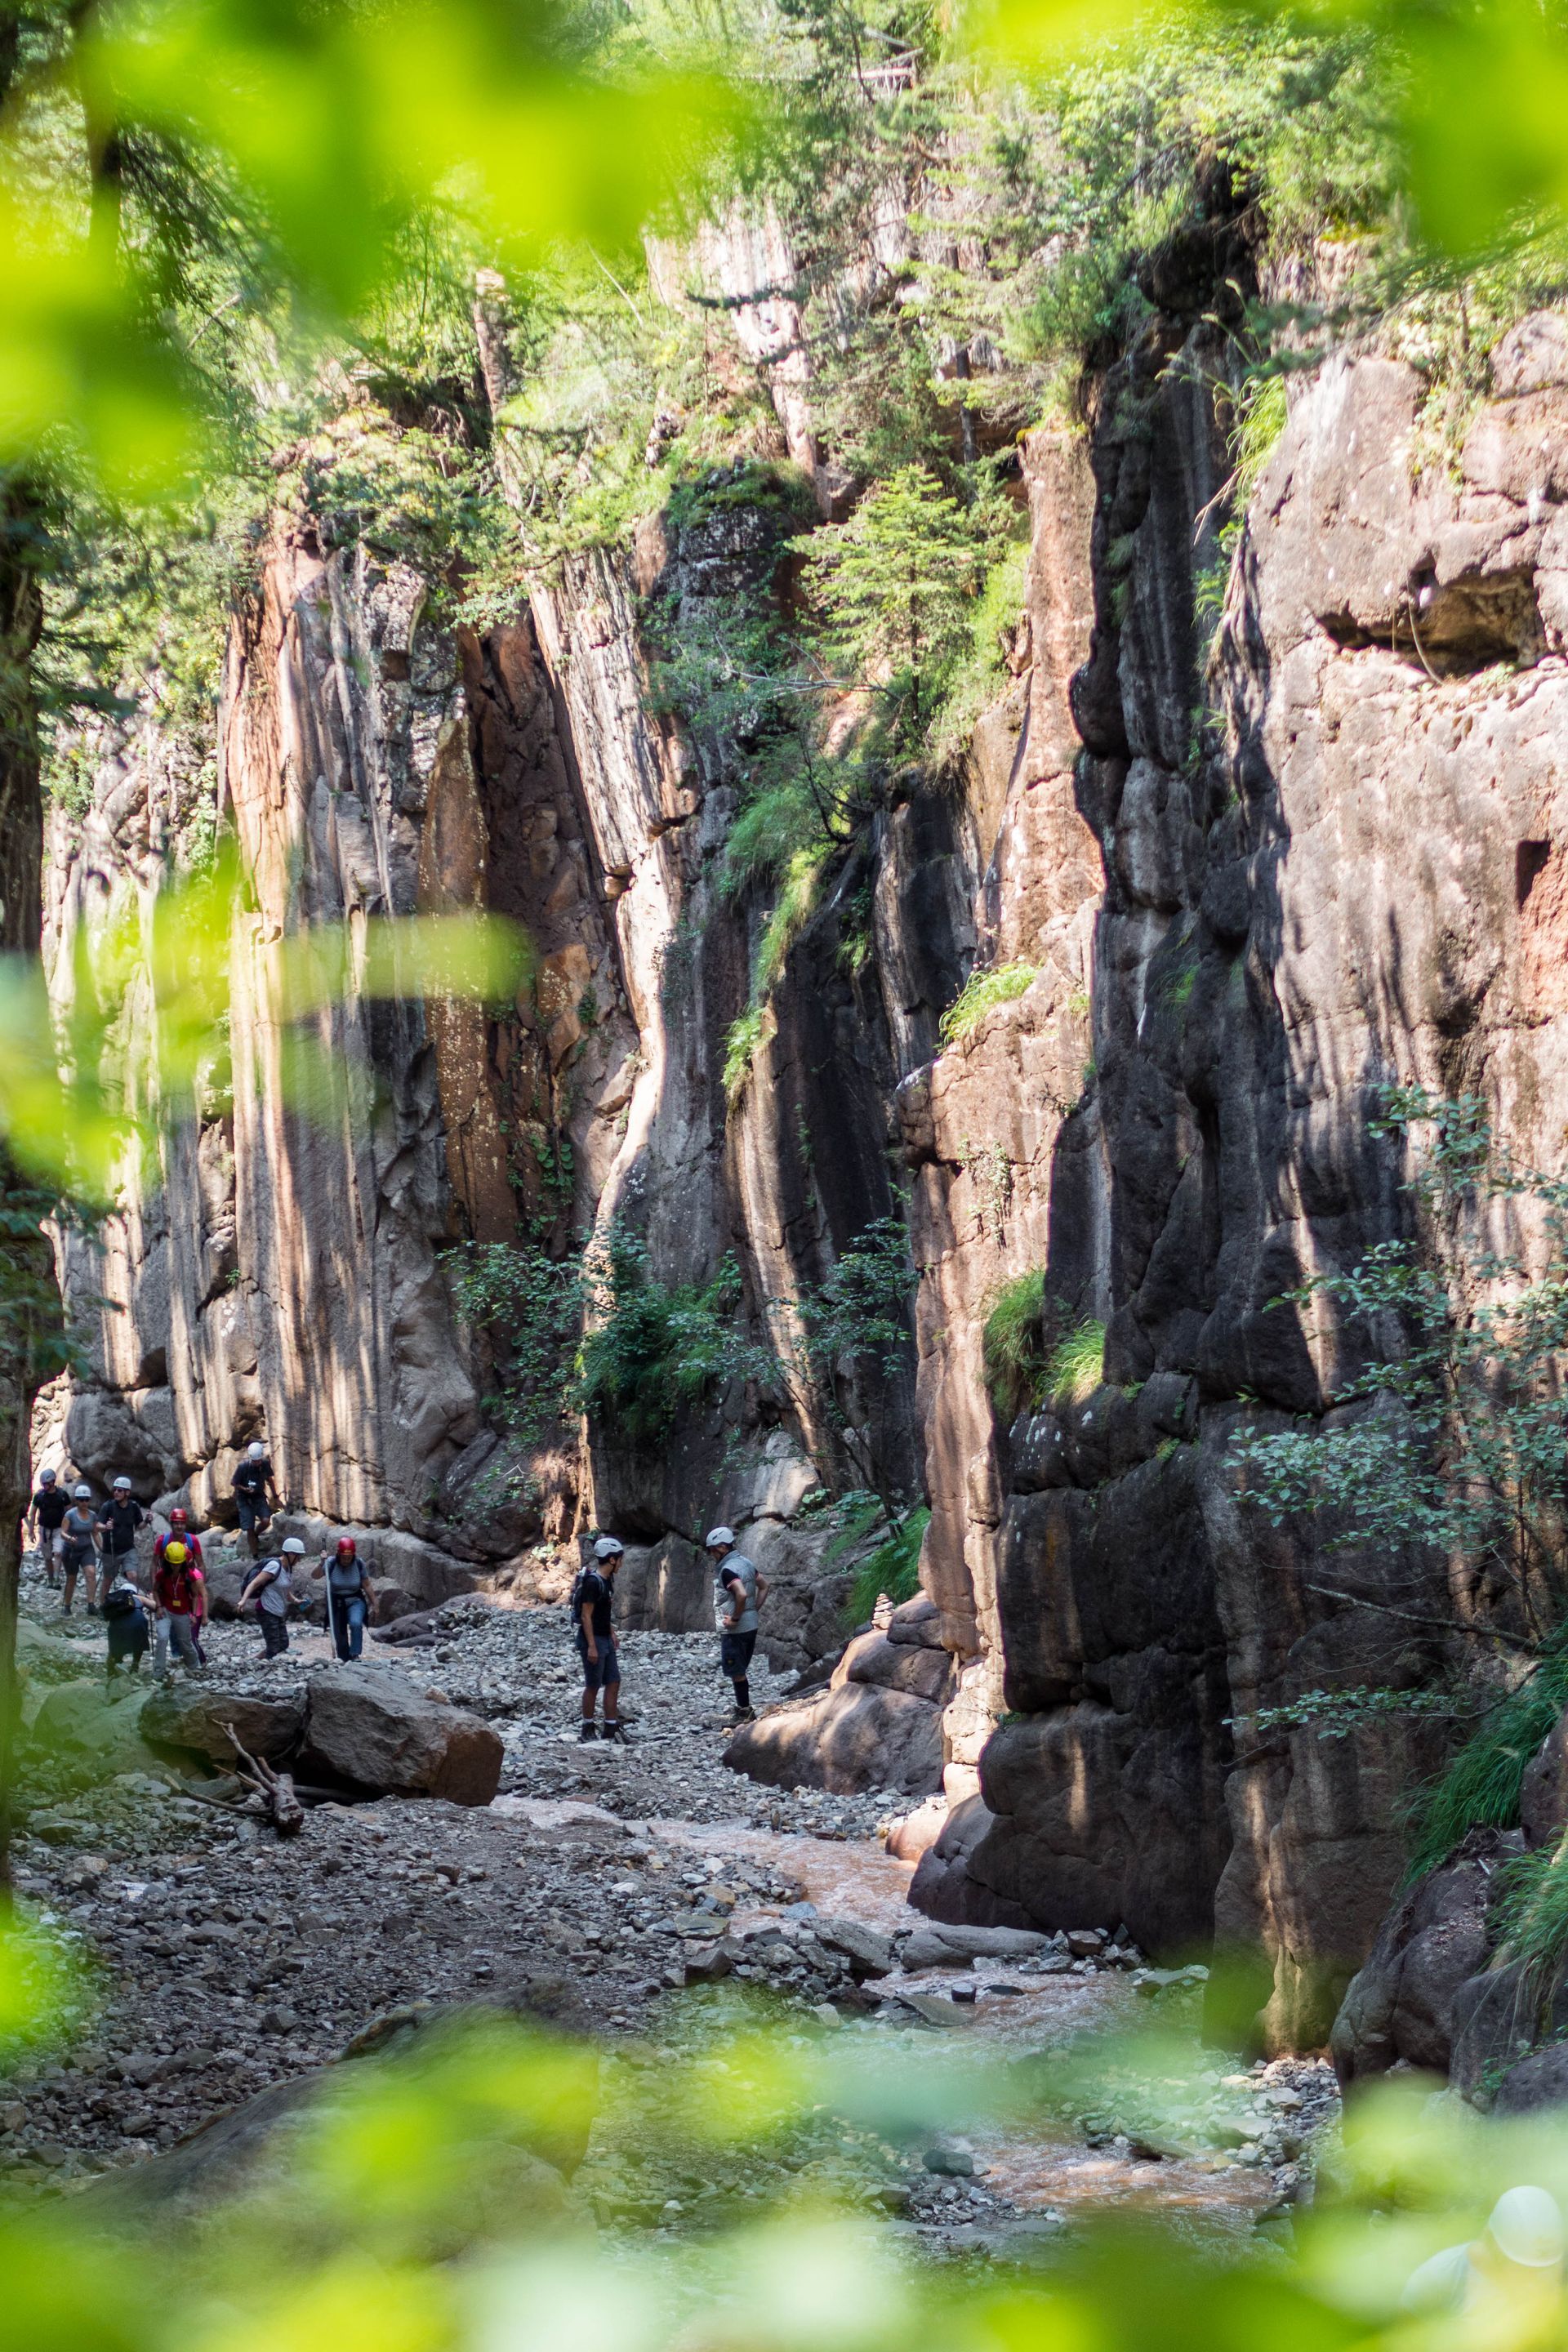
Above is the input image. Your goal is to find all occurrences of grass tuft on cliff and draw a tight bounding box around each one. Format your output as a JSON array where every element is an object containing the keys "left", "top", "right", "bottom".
[
  {"left": 844, "top": 1506, "right": 930, "bottom": 1628},
  {"left": 939, "top": 960, "right": 1038, "bottom": 1048},
  {"left": 982, "top": 1267, "right": 1049, "bottom": 1417},
  {"left": 1406, "top": 1642, "right": 1568, "bottom": 1878},
  {"left": 1490, "top": 1831, "right": 1568, "bottom": 1990},
  {"left": 1045, "top": 1318, "right": 1106, "bottom": 1410}
]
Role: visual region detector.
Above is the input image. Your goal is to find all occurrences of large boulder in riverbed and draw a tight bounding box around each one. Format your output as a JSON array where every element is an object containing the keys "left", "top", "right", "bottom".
[
  {"left": 25, "top": 1682, "right": 167, "bottom": 1783},
  {"left": 907, "top": 1796, "right": 1033, "bottom": 1928},
  {"left": 301, "top": 1664, "right": 502, "bottom": 1805},
  {"left": 140, "top": 1685, "right": 306, "bottom": 1766},
  {"left": 724, "top": 1679, "right": 943, "bottom": 1797},
  {"left": 1330, "top": 1825, "right": 1522, "bottom": 2087}
]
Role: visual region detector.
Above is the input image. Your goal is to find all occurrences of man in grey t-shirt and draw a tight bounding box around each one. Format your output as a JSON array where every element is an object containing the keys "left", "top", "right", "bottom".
[{"left": 707, "top": 1525, "right": 768, "bottom": 1724}]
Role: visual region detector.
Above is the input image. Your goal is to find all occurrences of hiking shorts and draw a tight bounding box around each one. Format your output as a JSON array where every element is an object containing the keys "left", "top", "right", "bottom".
[
  {"left": 236, "top": 1494, "right": 271, "bottom": 1535},
  {"left": 720, "top": 1628, "right": 757, "bottom": 1682},
  {"left": 577, "top": 1633, "right": 619, "bottom": 1689}
]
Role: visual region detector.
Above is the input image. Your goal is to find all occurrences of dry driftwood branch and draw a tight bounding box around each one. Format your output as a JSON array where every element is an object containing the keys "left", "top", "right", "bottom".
[{"left": 225, "top": 1724, "right": 305, "bottom": 1836}]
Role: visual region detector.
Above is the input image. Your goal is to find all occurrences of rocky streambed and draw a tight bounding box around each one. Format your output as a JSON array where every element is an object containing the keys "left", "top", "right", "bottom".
[{"left": 2, "top": 1564, "right": 1337, "bottom": 2249}]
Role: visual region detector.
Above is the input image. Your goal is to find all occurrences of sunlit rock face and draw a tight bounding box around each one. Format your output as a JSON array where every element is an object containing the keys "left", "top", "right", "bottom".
[{"left": 41, "top": 273, "right": 1568, "bottom": 2043}]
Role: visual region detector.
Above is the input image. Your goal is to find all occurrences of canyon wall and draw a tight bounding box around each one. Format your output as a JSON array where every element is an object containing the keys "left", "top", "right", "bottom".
[{"left": 43, "top": 260, "right": 1568, "bottom": 2042}]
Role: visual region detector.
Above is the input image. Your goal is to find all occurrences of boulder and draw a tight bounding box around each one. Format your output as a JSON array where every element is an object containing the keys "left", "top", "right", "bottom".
[
  {"left": 1330, "top": 1826, "right": 1522, "bottom": 2087},
  {"left": 615, "top": 1534, "right": 710, "bottom": 1634},
  {"left": 901, "top": 1922, "right": 1049, "bottom": 1970},
  {"left": 25, "top": 1682, "right": 167, "bottom": 1782},
  {"left": 831, "top": 1629, "right": 955, "bottom": 1705},
  {"left": 1521, "top": 1712, "right": 1568, "bottom": 1848},
  {"left": 886, "top": 1796, "right": 948, "bottom": 1864},
  {"left": 198, "top": 1554, "right": 253, "bottom": 1622},
  {"left": 1450, "top": 1958, "right": 1568, "bottom": 2104},
  {"left": 301, "top": 1664, "right": 502, "bottom": 1805},
  {"left": 1492, "top": 2043, "right": 1568, "bottom": 2114},
  {"left": 907, "top": 1796, "right": 1032, "bottom": 1929},
  {"left": 724, "top": 1679, "right": 943, "bottom": 1797},
  {"left": 368, "top": 1577, "right": 421, "bottom": 1627},
  {"left": 140, "top": 1685, "right": 306, "bottom": 1766},
  {"left": 884, "top": 1595, "right": 947, "bottom": 1649},
  {"left": 813, "top": 1915, "right": 896, "bottom": 1979}
]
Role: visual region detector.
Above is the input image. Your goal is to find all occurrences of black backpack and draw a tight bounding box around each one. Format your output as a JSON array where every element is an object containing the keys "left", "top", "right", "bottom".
[
  {"left": 102, "top": 1584, "right": 139, "bottom": 1620},
  {"left": 568, "top": 1568, "right": 600, "bottom": 1628}
]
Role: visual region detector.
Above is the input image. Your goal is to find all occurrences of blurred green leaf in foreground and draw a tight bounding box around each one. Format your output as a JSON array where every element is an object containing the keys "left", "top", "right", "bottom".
[
  {"left": 0, "top": 840, "right": 532, "bottom": 1200},
  {"left": 964, "top": 0, "right": 1568, "bottom": 264}
]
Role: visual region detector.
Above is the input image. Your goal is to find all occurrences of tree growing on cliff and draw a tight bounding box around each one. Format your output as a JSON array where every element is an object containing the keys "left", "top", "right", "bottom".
[
  {"left": 795, "top": 466, "right": 987, "bottom": 733},
  {"left": 1232, "top": 1086, "right": 1568, "bottom": 1865}
]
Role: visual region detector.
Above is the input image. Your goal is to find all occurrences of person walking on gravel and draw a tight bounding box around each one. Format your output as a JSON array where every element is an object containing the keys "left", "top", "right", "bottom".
[
  {"left": 152, "top": 1537, "right": 205, "bottom": 1677},
  {"left": 241, "top": 1534, "right": 302, "bottom": 1659},
  {"left": 103, "top": 1563, "right": 149, "bottom": 1680},
  {"left": 96, "top": 1477, "right": 145, "bottom": 1589},
  {"left": 323, "top": 1535, "right": 371, "bottom": 1661},
  {"left": 60, "top": 1483, "right": 100, "bottom": 1615},
  {"left": 27, "top": 1466, "right": 69, "bottom": 1590},
  {"left": 707, "top": 1526, "right": 768, "bottom": 1725},
  {"left": 232, "top": 1440, "right": 281, "bottom": 1558},
  {"left": 574, "top": 1536, "right": 627, "bottom": 1744}
]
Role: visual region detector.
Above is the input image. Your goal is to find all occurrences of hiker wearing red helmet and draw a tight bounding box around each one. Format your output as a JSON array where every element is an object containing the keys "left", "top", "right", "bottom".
[{"left": 322, "top": 1533, "right": 370, "bottom": 1661}]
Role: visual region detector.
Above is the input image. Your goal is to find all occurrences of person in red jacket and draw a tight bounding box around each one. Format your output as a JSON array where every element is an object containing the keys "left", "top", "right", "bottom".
[{"left": 152, "top": 1512, "right": 206, "bottom": 1677}]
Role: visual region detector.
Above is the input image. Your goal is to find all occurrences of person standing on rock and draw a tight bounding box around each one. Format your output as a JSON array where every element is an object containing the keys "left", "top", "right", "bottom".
[
  {"left": 60, "top": 1483, "right": 101, "bottom": 1616},
  {"left": 707, "top": 1526, "right": 767, "bottom": 1726},
  {"left": 27, "top": 1466, "right": 69, "bottom": 1590},
  {"left": 574, "top": 1536, "right": 628, "bottom": 1744},
  {"left": 152, "top": 1536, "right": 205, "bottom": 1676},
  {"left": 242, "top": 1535, "right": 303, "bottom": 1660},
  {"left": 232, "top": 1440, "right": 281, "bottom": 1558},
  {"left": 323, "top": 1535, "right": 371, "bottom": 1662},
  {"left": 96, "top": 1477, "right": 146, "bottom": 1591}
]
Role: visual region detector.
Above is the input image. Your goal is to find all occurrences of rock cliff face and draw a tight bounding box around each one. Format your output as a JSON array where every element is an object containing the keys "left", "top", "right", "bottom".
[{"left": 45, "top": 275, "right": 1568, "bottom": 2044}]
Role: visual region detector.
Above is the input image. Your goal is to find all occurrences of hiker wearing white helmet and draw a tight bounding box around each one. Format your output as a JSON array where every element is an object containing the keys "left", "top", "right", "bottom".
[
  {"left": 27, "top": 1465, "right": 69, "bottom": 1589},
  {"left": 572, "top": 1535, "right": 628, "bottom": 1744},
  {"left": 1404, "top": 2186, "right": 1566, "bottom": 2313},
  {"left": 706, "top": 1526, "right": 768, "bottom": 1725},
  {"left": 232, "top": 1437, "right": 282, "bottom": 1557},
  {"left": 60, "top": 1482, "right": 100, "bottom": 1616},
  {"left": 95, "top": 1476, "right": 146, "bottom": 1591},
  {"left": 241, "top": 1534, "right": 305, "bottom": 1660}
]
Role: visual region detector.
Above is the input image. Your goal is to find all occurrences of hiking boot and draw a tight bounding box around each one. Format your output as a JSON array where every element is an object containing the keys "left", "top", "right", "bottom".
[
  {"left": 577, "top": 1721, "right": 599, "bottom": 1744},
  {"left": 602, "top": 1720, "right": 630, "bottom": 1744},
  {"left": 730, "top": 1705, "right": 756, "bottom": 1725}
]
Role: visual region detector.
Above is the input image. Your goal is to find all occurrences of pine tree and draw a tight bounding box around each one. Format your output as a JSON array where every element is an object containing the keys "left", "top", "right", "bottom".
[{"left": 800, "top": 466, "right": 983, "bottom": 728}]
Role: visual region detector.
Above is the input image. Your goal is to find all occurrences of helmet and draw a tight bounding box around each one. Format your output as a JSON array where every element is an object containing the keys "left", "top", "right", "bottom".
[
  {"left": 705, "top": 1526, "right": 736, "bottom": 1550},
  {"left": 335, "top": 1535, "right": 357, "bottom": 1558},
  {"left": 1490, "top": 2187, "right": 1565, "bottom": 2268},
  {"left": 163, "top": 1540, "right": 189, "bottom": 1566},
  {"left": 74, "top": 1482, "right": 91, "bottom": 1499},
  {"left": 113, "top": 1475, "right": 131, "bottom": 1491},
  {"left": 169, "top": 1507, "right": 188, "bottom": 1527},
  {"left": 38, "top": 1467, "right": 55, "bottom": 1486},
  {"left": 281, "top": 1536, "right": 306, "bottom": 1557},
  {"left": 594, "top": 1536, "right": 625, "bottom": 1561},
  {"left": 247, "top": 1441, "right": 267, "bottom": 1461}
]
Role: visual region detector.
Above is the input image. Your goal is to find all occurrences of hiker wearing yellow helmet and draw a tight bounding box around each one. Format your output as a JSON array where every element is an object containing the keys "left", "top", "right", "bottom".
[{"left": 152, "top": 1511, "right": 207, "bottom": 1677}]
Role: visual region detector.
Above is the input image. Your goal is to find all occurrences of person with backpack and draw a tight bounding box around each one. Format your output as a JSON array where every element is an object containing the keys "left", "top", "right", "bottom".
[
  {"left": 323, "top": 1535, "right": 371, "bottom": 1661},
  {"left": 232, "top": 1440, "right": 282, "bottom": 1557},
  {"left": 96, "top": 1477, "right": 146, "bottom": 1588},
  {"left": 60, "top": 1483, "right": 100, "bottom": 1616},
  {"left": 27, "top": 1466, "right": 69, "bottom": 1589},
  {"left": 573, "top": 1536, "right": 627, "bottom": 1744},
  {"left": 241, "top": 1535, "right": 304, "bottom": 1659},
  {"left": 706, "top": 1526, "right": 768, "bottom": 1725},
  {"left": 152, "top": 1514, "right": 206, "bottom": 1677},
  {"left": 102, "top": 1565, "right": 149, "bottom": 1680}
]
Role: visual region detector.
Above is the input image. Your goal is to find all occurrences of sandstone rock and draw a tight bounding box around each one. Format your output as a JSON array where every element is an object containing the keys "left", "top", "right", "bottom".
[
  {"left": 884, "top": 1595, "right": 946, "bottom": 1648},
  {"left": 813, "top": 1915, "right": 895, "bottom": 1979},
  {"left": 1331, "top": 1827, "right": 1521, "bottom": 2087},
  {"left": 301, "top": 1664, "right": 502, "bottom": 1804},
  {"left": 1491, "top": 2045, "right": 1568, "bottom": 2115},
  {"left": 724, "top": 1680, "right": 943, "bottom": 1797},
  {"left": 140, "top": 1685, "right": 306, "bottom": 1766},
  {"left": 615, "top": 1534, "right": 709, "bottom": 1634},
  {"left": 907, "top": 1796, "right": 1031, "bottom": 1930},
  {"left": 901, "top": 1922, "right": 1048, "bottom": 1969},
  {"left": 1521, "top": 1713, "right": 1568, "bottom": 1849},
  {"left": 831, "top": 1629, "right": 955, "bottom": 1705},
  {"left": 885, "top": 1796, "right": 948, "bottom": 1864},
  {"left": 26, "top": 1682, "right": 166, "bottom": 1782}
]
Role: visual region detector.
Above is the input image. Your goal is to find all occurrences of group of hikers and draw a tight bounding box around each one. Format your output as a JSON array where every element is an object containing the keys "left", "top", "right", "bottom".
[
  {"left": 24, "top": 1442, "right": 378, "bottom": 1680},
  {"left": 28, "top": 1445, "right": 770, "bottom": 1724},
  {"left": 572, "top": 1524, "right": 768, "bottom": 1740}
]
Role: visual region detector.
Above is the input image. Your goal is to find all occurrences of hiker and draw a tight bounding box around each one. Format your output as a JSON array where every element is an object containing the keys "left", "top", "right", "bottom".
[
  {"left": 152, "top": 1513, "right": 206, "bottom": 1677},
  {"left": 232, "top": 1439, "right": 281, "bottom": 1557},
  {"left": 706, "top": 1526, "right": 768, "bottom": 1724},
  {"left": 102, "top": 1563, "right": 149, "bottom": 1681},
  {"left": 1404, "top": 2187, "right": 1565, "bottom": 2313},
  {"left": 27, "top": 1466, "right": 69, "bottom": 1589},
  {"left": 323, "top": 1535, "right": 371, "bottom": 1661},
  {"left": 96, "top": 1476, "right": 146, "bottom": 1591},
  {"left": 241, "top": 1534, "right": 303, "bottom": 1659},
  {"left": 60, "top": 1483, "right": 100, "bottom": 1616},
  {"left": 573, "top": 1536, "right": 627, "bottom": 1744}
]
